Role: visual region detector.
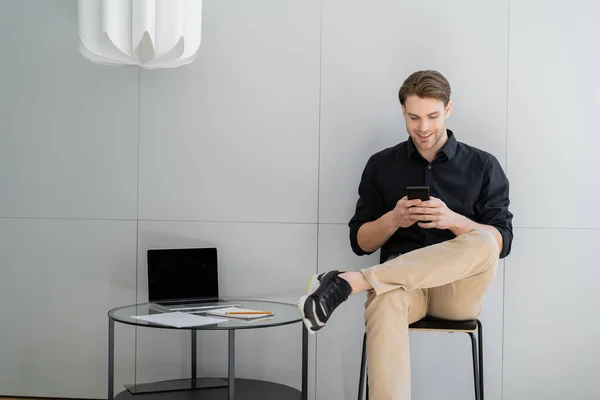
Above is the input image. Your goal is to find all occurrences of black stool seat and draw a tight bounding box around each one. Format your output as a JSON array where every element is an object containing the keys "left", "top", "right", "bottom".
[{"left": 409, "top": 317, "right": 478, "bottom": 332}]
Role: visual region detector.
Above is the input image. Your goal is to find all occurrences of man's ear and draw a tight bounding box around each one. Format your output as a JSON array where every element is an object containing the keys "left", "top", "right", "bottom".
[
  {"left": 401, "top": 105, "right": 407, "bottom": 118},
  {"left": 445, "top": 100, "right": 453, "bottom": 118}
]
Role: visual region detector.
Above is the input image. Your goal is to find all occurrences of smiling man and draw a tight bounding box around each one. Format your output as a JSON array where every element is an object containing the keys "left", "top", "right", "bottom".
[{"left": 298, "top": 70, "right": 513, "bottom": 399}]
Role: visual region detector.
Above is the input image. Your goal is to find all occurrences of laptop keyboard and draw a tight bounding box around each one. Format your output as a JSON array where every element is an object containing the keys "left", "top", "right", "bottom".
[
  {"left": 169, "top": 303, "right": 223, "bottom": 310},
  {"left": 159, "top": 301, "right": 240, "bottom": 311}
]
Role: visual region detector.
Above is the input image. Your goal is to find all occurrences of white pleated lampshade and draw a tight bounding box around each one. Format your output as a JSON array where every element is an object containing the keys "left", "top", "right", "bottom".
[{"left": 78, "top": 0, "right": 203, "bottom": 69}]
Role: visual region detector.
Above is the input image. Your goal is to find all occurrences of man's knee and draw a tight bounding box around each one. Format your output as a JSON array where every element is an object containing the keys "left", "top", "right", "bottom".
[{"left": 466, "top": 228, "right": 500, "bottom": 263}]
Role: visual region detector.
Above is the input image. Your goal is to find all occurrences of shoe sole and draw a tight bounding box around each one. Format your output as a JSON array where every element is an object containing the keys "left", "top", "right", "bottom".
[{"left": 297, "top": 274, "right": 322, "bottom": 334}]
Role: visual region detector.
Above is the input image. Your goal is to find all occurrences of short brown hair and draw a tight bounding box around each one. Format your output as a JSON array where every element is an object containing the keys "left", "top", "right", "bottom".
[{"left": 398, "top": 70, "right": 451, "bottom": 107}]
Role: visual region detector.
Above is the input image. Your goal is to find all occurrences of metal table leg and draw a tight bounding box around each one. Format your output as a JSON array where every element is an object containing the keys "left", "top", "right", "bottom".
[
  {"left": 302, "top": 324, "right": 308, "bottom": 400},
  {"left": 108, "top": 317, "right": 114, "bottom": 400},
  {"left": 191, "top": 330, "right": 197, "bottom": 389},
  {"left": 228, "top": 330, "right": 235, "bottom": 400}
]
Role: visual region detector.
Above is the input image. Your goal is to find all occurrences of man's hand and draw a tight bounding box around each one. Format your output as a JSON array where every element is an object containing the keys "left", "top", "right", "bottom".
[
  {"left": 388, "top": 196, "right": 424, "bottom": 229},
  {"left": 409, "top": 196, "right": 461, "bottom": 230},
  {"left": 356, "top": 196, "right": 422, "bottom": 253}
]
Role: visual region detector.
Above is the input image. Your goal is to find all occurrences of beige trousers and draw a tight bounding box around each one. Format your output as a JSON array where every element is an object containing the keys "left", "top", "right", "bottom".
[{"left": 360, "top": 229, "right": 500, "bottom": 400}]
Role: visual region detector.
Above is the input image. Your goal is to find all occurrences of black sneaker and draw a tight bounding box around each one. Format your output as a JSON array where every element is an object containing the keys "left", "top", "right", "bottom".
[{"left": 297, "top": 270, "right": 352, "bottom": 334}]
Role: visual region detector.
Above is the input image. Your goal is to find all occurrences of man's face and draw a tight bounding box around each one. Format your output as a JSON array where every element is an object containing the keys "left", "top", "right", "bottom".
[{"left": 402, "top": 95, "right": 452, "bottom": 153}]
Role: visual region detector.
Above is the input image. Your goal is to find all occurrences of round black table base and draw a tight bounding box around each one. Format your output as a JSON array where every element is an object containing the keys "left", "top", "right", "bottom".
[{"left": 114, "top": 378, "right": 302, "bottom": 400}]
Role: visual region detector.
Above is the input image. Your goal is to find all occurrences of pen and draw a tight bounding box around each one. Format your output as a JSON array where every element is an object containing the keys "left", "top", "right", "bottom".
[{"left": 226, "top": 311, "right": 272, "bottom": 315}]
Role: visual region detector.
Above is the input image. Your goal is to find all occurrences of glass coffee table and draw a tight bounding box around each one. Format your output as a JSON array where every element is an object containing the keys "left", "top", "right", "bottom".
[{"left": 108, "top": 299, "right": 308, "bottom": 400}]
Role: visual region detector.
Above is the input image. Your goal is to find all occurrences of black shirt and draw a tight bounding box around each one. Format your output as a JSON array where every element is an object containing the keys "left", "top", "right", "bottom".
[{"left": 348, "top": 130, "right": 513, "bottom": 263}]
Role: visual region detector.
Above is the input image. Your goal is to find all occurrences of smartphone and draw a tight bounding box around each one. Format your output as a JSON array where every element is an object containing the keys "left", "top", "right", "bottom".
[{"left": 406, "top": 186, "right": 430, "bottom": 201}]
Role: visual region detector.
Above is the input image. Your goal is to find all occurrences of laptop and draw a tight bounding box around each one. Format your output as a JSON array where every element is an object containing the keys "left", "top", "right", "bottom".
[{"left": 147, "top": 247, "right": 239, "bottom": 312}]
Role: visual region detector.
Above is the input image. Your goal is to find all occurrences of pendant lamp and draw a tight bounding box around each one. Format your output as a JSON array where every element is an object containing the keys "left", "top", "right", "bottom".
[{"left": 78, "top": 0, "right": 202, "bottom": 69}]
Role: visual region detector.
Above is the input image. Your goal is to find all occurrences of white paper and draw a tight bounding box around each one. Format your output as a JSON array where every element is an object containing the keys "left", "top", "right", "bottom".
[{"left": 132, "top": 312, "right": 227, "bottom": 328}]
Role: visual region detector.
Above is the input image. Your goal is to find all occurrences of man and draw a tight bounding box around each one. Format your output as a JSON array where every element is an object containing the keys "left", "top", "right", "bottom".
[{"left": 298, "top": 70, "right": 513, "bottom": 399}]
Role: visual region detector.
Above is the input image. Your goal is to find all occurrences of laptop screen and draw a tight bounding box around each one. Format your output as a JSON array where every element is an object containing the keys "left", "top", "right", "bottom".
[{"left": 147, "top": 247, "right": 219, "bottom": 303}]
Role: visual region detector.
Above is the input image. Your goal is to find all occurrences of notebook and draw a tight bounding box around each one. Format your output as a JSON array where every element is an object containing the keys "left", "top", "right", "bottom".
[{"left": 207, "top": 306, "right": 274, "bottom": 320}]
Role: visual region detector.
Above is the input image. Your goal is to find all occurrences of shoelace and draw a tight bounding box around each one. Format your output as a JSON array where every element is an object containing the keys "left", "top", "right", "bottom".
[{"left": 322, "top": 279, "right": 347, "bottom": 315}]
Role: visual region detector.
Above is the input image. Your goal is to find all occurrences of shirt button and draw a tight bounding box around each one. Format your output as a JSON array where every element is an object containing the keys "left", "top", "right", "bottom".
[{"left": 428, "top": 165, "right": 432, "bottom": 169}]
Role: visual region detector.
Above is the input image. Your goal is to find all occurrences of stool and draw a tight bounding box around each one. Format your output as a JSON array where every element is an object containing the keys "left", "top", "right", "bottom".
[{"left": 357, "top": 318, "right": 484, "bottom": 400}]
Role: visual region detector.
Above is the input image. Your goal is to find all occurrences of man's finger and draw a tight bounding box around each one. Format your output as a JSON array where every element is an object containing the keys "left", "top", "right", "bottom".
[
  {"left": 421, "top": 197, "right": 442, "bottom": 207},
  {"left": 413, "top": 214, "right": 439, "bottom": 221},
  {"left": 420, "top": 200, "right": 437, "bottom": 207},
  {"left": 410, "top": 207, "right": 434, "bottom": 215},
  {"left": 418, "top": 221, "right": 437, "bottom": 228},
  {"left": 405, "top": 199, "right": 422, "bottom": 207}
]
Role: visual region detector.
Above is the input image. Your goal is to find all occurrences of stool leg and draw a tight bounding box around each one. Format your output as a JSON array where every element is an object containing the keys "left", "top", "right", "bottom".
[
  {"left": 469, "top": 331, "right": 481, "bottom": 400},
  {"left": 358, "top": 333, "right": 367, "bottom": 400},
  {"left": 477, "top": 320, "right": 484, "bottom": 400}
]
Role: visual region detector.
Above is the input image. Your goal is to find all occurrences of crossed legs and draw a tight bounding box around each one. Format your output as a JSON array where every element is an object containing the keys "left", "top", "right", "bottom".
[
  {"left": 360, "top": 229, "right": 499, "bottom": 400},
  {"left": 297, "top": 229, "right": 499, "bottom": 399}
]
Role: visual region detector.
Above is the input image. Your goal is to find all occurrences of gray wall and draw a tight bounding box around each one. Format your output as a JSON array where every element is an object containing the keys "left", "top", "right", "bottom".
[{"left": 0, "top": 0, "right": 598, "bottom": 399}]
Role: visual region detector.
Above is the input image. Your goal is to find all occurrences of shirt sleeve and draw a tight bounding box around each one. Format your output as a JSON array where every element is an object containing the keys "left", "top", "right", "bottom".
[
  {"left": 348, "top": 155, "right": 385, "bottom": 256},
  {"left": 475, "top": 155, "right": 514, "bottom": 258}
]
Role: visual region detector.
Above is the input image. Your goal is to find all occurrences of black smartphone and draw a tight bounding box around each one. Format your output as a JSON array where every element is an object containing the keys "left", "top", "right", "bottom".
[{"left": 406, "top": 186, "right": 430, "bottom": 201}]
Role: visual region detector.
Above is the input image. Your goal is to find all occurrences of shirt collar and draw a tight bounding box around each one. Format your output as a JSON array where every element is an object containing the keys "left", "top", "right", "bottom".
[
  {"left": 407, "top": 135, "right": 417, "bottom": 157},
  {"left": 407, "top": 129, "right": 458, "bottom": 161},
  {"left": 441, "top": 129, "right": 458, "bottom": 160}
]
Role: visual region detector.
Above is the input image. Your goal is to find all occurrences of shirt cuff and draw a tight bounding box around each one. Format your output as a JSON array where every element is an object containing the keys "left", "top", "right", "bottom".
[
  {"left": 495, "top": 226, "right": 512, "bottom": 259},
  {"left": 349, "top": 222, "right": 374, "bottom": 256}
]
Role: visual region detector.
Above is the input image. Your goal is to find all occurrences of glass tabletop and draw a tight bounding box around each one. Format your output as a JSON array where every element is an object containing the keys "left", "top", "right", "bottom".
[{"left": 108, "top": 299, "right": 303, "bottom": 330}]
